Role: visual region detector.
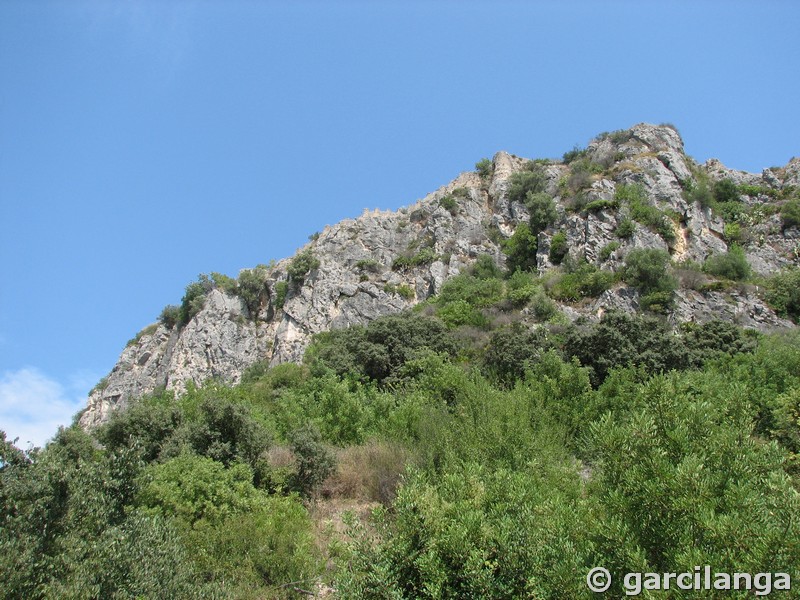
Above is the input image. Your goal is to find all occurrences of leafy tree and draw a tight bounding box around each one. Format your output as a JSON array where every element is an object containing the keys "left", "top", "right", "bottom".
[
  {"left": 236, "top": 264, "right": 269, "bottom": 317},
  {"left": 502, "top": 222, "right": 538, "bottom": 273},
  {"left": 470, "top": 253, "right": 503, "bottom": 280},
  {"left": 525, "top": 192, "right": 558, "bottom": 234}
]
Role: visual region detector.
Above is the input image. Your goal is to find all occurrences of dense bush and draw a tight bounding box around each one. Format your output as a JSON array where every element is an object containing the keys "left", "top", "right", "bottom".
[
  {"left": 615, "top": 217, "right": 635, "bottom": 238},
  {"left": 703, "top": 244, "right": 751, "bottom": 281},
  {"left": 159, "top": 304, "right": 181, "bottom": 329},
  {"left": 475, "top": 157, "right": 492, "bottom": 179},
  {"left": 526, "top": 192, "right": 558, "bottom": 234},
  {"left": 180, "top": 274, "right": 214, "bottom": 325},
  {"left": 549, "top": 261, "right": 616, "bottom": 302},
  {"left": 764, "top": 267, "right": 800, "bottom": 322},
  {"left": 548, "top": 231, "right": 568, "bottom": 264},
  {"left": 623, "top": 248, "right": 676, "bottom": 297},
  {"left": 306, "top": 312, "right": 459, "bottom": 384},
  {"left": 482, "top": 322, "right": 550, "bottom": 385},
  {"left": 563, "top": 311, "right": 686, "bottom": 385},
  {"left": 502, "top": 222, "right": 538, "bottom": 273},
  {"left": 781, "top": 199, "right": 800, "bottom": 230},
  {"left": 287, "top": 249, "right": 320, "bottom": 282},
  {"left": 507, "top": 162, "right": 547, "bottom": 204},
  {"left": 236, "top": 264, "right": 269, "bottom": 316}
]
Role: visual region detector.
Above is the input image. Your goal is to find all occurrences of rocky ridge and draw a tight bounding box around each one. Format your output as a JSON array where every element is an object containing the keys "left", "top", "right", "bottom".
[{"left": 79, "top": 124, "right": 799, "bottom": 428}]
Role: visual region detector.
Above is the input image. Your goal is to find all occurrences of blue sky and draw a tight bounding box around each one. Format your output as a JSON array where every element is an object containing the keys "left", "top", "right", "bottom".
[{"left": 1, "top": 0, "right": 799, "bottom": 447}]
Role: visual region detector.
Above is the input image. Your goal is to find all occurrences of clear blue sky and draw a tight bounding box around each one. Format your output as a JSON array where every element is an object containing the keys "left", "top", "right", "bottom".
[{"left": 2, "top": 0, "right": 798, "bottom": 447}]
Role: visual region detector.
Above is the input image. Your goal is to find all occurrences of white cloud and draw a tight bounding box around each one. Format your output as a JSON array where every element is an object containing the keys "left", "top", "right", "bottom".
[{"left": 0, "top": 368, "right": 95, "bottom": 450}]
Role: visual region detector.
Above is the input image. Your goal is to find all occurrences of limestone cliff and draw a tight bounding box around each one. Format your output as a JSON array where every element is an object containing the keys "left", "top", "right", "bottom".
[{"left": 79, "top": 124, "right": 799, "bottom": 428}]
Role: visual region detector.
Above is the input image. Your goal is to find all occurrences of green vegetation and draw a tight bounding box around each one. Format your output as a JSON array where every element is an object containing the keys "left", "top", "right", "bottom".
[
  {"left": 475, "top": 157, "right": 492, "bottom": 179},
  {"left": 274, "top": 280, "right": 289, "bottom": 309},
  {"left": 764, "top": 267, "right": 800, "bottom": 322},
  {"left": 287, "top": 249, "right": 320, "bottom": 282},
  {"left": 501, "top": 222, "right": 538, "bottom": 273},
  {"left": 599, "top": 240, "right": 620, "bottom": 261},
  {"left": 616, "top": 183, "right": 676, "bottom": 242},
  {"left": 549, "top": 261, "right": 617, "bottom": 302},
  {"left": 392, "top": 247, "right": 439, "bottom": 270},
  {"left": 615, "top": 217, "right": 635, "bottom": 238},
  {"left": 623, "top": 248, "right": 677, "bottom": 312},
  {"left": 383, "top": 282, "right": 415, "bottom": 300},
  {"left": 507, "top": 161, "right": 547, "bottom": 204},
  {"left": 438, "top": 194, "right": 458, "bottom": 215},
  {"left": 781, "top": 199, "right": 800, "bottom": 230},
  {"left": 548, "top": 231, "right": 568, "bottom": 264},
  {"left": 180, "top": 273, "right": 214, "bottom": 325},
  {"left": 703, "top": 244, "right": 751, "bottom": 281},
  {"left": 5, "top": 304, "right": 799, "bottom": 598}
]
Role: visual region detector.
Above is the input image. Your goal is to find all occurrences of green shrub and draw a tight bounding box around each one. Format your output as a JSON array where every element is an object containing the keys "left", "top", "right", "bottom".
[
  {"left": 713, "top": 178, "right": 740, "bottom": 204},
  {"left": 274, "top": 280, "right": 289, "bottom": 309},
  {"left": 288, "top": 424, "right": 335, "bottom": 497},
  {"left": 483, "top": 323, "right": 550, "bottom": 385},
  {"left": 526, "top": 192, "right": 558, "bottom": 234},
  {"left": 475, "top": 158, "right": 492, "bottom": 179},
  {"left": 470, "top": 254, "right": 503, "bottom": 280},
  {"left": 210, "top": 272, "right": 237, "bottom": 294},
  {"left": 306, "top": 312, "right": 458, "bottom": 384},
  {"left": 550, "top": 263, "right": 616, "bottom": 302},
  {"left": 562, "top": 144, "right": 587, "bottom": 164},
  {"left": 584, "top": 198, "right": 618, "bottom": 212},
  {"left": 623, "top": 248, "right": 676, "bottom": 296},
  {"left": 548, "top": 231, "right": 568, "bottom": 264},
  {"left": 723, "top": 222, "right": 745, "bottom": 243},
  {"left": 599, "top": 241, "right": 621, "bottom": 261},
  {"left": 764, "top": 268, "right": 800, "bottom": 322},
  {"left": 392, "top": 247, "right": 438, "bottom": 270},
  {"left": 619, "top": 183, "right": 675, "bottom": 242},
  {"left": 237, "top": 265, "right": 268, "bottom": 317},
  {"left": 159, "top": 305, "right": 181, "bottom": 329},
  {"left": 437, "top": 299, "right": 489, "bottom": 329},
  {"left": 355, "top": 258, "right": 381, "bottom": 273},
  {"left": 567, "top": 157, "right": 601, "bottom": 191},
  {"left": 564, "top": 311, "right": 686, "bottom": 385},
  {"left": 437, "top": 274, "right": 504, "bottom": 308},
  {"left": 703, "top": 244, "right": 751, "bottom": 281},
  {"left": 781, "top": 199, "right": 800, "bottom": 230},
  {"left": 384, "top": 283, "right": 415, "bottom": 300},
  {"left": 502, "top": 222, "right": 538, "bottom": 273},
  {"left": 615, "top": 218, "right": 635, "bottom": 239},
  {"left": 287, "top": 249, "right": 320, "bottom": 282},
  {"left": 180, "top": 274, "right": 214, "bottom": 325},
  {"left": 439, "top": 195, "right": 458, "bottom": 215},
  {"left": 507, "top": 162, "right": 547, "bottom": 203}
]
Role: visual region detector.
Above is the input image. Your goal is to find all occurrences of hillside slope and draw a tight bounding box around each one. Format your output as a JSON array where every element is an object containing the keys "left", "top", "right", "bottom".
[{"left": 79, "top": 123, "right": 800, "bottom": 428}]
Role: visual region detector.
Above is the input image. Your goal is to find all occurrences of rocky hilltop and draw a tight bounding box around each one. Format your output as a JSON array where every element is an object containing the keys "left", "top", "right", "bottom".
[{"left": 79, "top": 124, "right": 800, "bottom": 428}]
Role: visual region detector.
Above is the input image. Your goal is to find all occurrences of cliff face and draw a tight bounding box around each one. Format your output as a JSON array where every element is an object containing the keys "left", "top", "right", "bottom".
[{"left": 79, "top": 124, "right": 799, "bottom": 428}]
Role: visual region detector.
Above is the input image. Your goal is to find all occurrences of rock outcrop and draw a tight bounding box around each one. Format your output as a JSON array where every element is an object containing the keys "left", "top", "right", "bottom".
[{"left": 79, "top": 124, "right": 799, "bottom": 428}]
